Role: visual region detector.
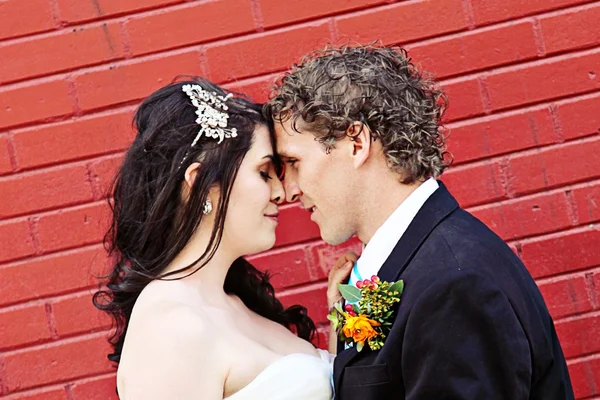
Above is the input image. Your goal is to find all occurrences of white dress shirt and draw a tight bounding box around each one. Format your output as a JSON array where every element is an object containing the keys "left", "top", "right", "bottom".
[{"left": 349, "top": 178, "right": 439, "bottom": 285}]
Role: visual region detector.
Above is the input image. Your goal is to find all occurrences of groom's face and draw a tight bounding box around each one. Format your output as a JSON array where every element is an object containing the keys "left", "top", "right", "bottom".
[{"left": 274, "top": 118, "right": 356, "bottom": 245}]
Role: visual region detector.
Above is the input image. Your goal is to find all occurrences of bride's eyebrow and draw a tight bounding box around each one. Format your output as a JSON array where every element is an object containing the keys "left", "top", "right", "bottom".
[{"left": 258, "top": 155, "right": 276, "bottom": 167}]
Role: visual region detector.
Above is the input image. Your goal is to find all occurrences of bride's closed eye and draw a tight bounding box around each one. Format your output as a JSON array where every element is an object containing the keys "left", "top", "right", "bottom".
[{"left": 260, "top": 170, "right": 273, "bottom": 181}]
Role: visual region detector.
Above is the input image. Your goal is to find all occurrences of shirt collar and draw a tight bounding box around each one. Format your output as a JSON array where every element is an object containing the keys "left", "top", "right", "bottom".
[{"left": 355, "top": 178, "right": 439, "bottom": 281}]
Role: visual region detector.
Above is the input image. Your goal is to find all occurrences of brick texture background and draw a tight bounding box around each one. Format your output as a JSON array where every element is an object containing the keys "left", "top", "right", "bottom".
[{"left": 0, "top": 0, "right": 599, "bottom": 398}]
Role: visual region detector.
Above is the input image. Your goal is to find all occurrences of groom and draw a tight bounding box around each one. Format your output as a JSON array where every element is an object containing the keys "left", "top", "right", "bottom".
[{"left": 265, "top": 44, "right": 574, "bottom": 399}]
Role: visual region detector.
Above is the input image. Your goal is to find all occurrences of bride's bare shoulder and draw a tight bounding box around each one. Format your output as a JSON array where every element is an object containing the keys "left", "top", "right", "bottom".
[
  {"left": 117, "top": 283, "right": 226, "bottom": 399},
  {"left": 123, "top": 280, "right": 217, "bottom": 347}
]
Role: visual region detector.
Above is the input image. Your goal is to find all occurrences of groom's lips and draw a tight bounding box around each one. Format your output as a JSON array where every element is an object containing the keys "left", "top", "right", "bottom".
[{"left": 302, "top": 204, "right": 316, "bottom": 213}]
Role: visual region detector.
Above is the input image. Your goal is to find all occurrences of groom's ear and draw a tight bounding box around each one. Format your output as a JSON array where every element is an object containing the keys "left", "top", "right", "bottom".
[{"left": 347, "top": 121, "right": 372, "bottom": 169}]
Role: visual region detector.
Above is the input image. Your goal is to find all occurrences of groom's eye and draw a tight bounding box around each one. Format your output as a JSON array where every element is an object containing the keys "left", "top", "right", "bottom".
[{"left": 286, "top": 159, "right": 298, "bottom": 168}]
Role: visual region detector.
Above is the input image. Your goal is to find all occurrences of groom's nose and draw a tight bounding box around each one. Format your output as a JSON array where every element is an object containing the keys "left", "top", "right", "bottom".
[{"left": 284, "top": 178, "right": 301, "bottom": 203}]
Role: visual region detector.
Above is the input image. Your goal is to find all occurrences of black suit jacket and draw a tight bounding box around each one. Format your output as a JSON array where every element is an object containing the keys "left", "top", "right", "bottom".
[{"left": 333, "top": 182, "right": 574, "bottom": 400}]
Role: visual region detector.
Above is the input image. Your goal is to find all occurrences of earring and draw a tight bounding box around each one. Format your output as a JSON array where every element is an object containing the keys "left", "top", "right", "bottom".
[{"left": 202, "top": 199, "right": 213, "bottom": 215}]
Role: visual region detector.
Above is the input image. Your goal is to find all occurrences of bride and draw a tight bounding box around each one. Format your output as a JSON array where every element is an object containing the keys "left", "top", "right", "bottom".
[{"left": 93, "top": 77, "right": 355, "bottom": 399}]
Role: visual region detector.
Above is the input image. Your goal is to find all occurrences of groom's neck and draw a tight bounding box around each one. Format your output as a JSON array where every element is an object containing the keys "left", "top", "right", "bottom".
[{"left": 356, "top": 178, "right": 422, "bottom": 246}]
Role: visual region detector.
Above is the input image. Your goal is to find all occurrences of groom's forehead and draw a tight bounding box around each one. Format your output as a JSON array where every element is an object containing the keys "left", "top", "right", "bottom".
[{"left": 274, "top": 124, "right": 297, "bottom": 155}]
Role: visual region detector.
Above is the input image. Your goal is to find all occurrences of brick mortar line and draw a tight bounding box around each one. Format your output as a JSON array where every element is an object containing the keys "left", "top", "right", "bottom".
[
  {"left": 328, "top": 18, "right": 339, "bottom": 43},
  {"left": 1, "top": 0, "right": 596, "bottom": 49},
  {"left": 248, "top": 0, "right": 265, "bottom": 32},
  {"left": 0, "top": 369, "right": 116, "bottom": 398},
  {"left": 66, "top": 76, "right": 82, "bottom": 117},
  {"left": 2, "top": 90, "right": 598, "bottom": 183},
  {"left": 0, "top": 355, "right": 8, "bottom": 396},
  {"left": 549, "top": 104, "right": 566, "bottom": 143},
  {"left": 8, "top": 104, "right": 137, "bottom": 134},
  {"left": 85, "top": 163, "right": 104, "bottom": 201},
  {"left": 470, "top": 177, "right": 600, "bottom": 210},
  {"left": 441, "top": 44, "right": 600, "bottom": 87},
  {"left": 0, "top": 286, "right": 98, "bottom": 311},
  {"left": 278, "top": 280, "right": 328, "bottom": 297},
  {"left": 0, "top": 151, "right": 122, "bottom": 183},
  {"left": 198, "top": 46, "right": 210, "bottom": 78},
  {"left": 535, "top": 265, "right": 600, "bottom": 285},
  {"left": 1, "top": 27, "right": 598, "bottom": 95},
  {"left": 584, "top": 272, "right": 600, "bottom": 309},
  {"left": 10, "top": 149, "right": 128, "bottom": 176},
  {"left": 0, "top": 285, "right": 104, "bottom": 312},
  {"left": 47, "top": 0, "right": 65, "bottom": 29},
  {"left": 26, "top": 217, "right": 43, "bottom": 256},
  {"left": 446, "top": 89, "right": 600, "bottom": 129},
  {"left": 0, "top": 226, "right": 592, "bottom": 309},
  {"left": 118, "top": 20, "right": 132, "bottom": 59},
  {"left": 2, "top": 5, "right": 600, "bottom": 90},
  {"left": 0, "top": 1, "right": 216, "bottom": 46},
  {"left": 1, "top": 330, "right": 109, "bottom": 357},
  {"left": 555, "top": 309, "right": 600, "bottom": 324},
  {"left": 477, "top": 74, "right": 493, "bottom": 115},
  {"left": 0, "top": 325, "right": 113, "bottom": 355},
  {"left": 512, "top": 222, "right": 600, "bottom": 246},
  {"left": 3, "top": 49, "right": 598, "bottom": 136},
  {"left": 44, "top": 303, "right": 60, "bottom": 339},
  {"left": 471, "top": 0, "right": 599, "bottom": 29},
  {"left": 531, "top": 17, "right": 548, "bottom": 57},
  {"left": 496, "top": 157, "right": 516, "bottom": 199},
  {"left": 567, "top": 350, "right": 600, "bottom": 365},
  {"left": 1, "top": 172, "right": 599, "bottom": 267},
  {"left": 554, "top": 308, "right": 600, "bottom": 324},
  {"left": 0, "top": 1, "right": 388, "bottom": 47},
  {"left": 564, "top": 189, "right": 581, "bottom": 226},
  {"left": 4, "top": 133, "right": 18, "bottom": 172},
  {"left": 461, "top": 0, "right": 476, "bottom": 29},
  {"left": 449, "top": 134, "right": 600, "bottom": 174},
  {"left": 0, "top": 198, "right": 109, "bottom": 227},
  {"left": 0, "top": 241, "right": 104, "bottom": 269},
  {"left": 0, "top": 194, "right": 108, "bottom": 224},
  {"left": 1, "top": 372, "right": 116, "bottom": 399}
]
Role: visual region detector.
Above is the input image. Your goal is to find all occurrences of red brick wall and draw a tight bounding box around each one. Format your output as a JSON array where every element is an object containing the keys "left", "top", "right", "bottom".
[{"left": 1, "top": 0, "right": 599, "bottom": 398}]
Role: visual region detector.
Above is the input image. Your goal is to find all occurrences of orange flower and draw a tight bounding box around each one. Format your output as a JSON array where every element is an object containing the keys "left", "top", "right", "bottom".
[{"left": 342, "top": 314, "right": 381, "bottom": 345}]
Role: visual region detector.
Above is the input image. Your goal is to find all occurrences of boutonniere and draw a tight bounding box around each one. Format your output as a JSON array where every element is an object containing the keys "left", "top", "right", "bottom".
[{"left": 328, "top": 276, "right": 404, "bottom": 352}]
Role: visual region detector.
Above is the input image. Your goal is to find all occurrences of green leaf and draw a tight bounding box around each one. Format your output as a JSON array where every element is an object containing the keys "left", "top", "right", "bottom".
[
  {"left": 338, "top": 283, "right": 362, "bottom": 303},
  {"left": 334, "top": 302, "right": 344, "bottom": 314},
  {"left": 356, "top": 341, "right": 364, "bottom": 352},
  {"left": 389, "top": 280, "right": 404, "bottom": 295}
]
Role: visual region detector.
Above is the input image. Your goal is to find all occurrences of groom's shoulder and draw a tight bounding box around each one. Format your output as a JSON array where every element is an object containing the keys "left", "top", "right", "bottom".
[
  {"left": 400, "top": 206, "right": 542, "bottom": 307},
  {"left": 434, "top": 207, "right": 514, "bottom": 260},
  {"left": 401, "top": 207, "right": 529, "bottom": 289}
]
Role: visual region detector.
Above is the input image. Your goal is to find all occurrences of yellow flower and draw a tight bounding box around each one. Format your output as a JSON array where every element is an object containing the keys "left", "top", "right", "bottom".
[{"left": 342, "top": 314, "right": 381, "bottom": 345}]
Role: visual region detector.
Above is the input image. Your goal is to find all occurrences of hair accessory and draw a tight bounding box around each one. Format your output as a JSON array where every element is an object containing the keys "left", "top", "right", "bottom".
[{"left": 182, "top": 84, "right": 237, "bottom": 146}]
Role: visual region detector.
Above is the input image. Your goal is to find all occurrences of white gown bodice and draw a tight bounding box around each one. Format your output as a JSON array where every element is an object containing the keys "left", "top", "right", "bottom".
[{"left": 224, "top": 349, "right": 334, "bottom": 400}]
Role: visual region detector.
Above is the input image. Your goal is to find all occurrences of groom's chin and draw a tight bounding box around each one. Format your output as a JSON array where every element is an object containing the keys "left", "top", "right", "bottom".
[{"left": 319, "top": 228, "right": 352, "bottom": 247}]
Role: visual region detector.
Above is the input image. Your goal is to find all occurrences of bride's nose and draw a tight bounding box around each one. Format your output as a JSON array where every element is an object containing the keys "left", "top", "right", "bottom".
[{"left": 271, "top": 176, "right": 285, "bottom": 205}]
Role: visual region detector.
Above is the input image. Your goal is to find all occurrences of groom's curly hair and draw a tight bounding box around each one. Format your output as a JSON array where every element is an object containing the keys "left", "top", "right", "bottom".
[{"left": 264, "top": 42, "right": 452, "bottom": 184}]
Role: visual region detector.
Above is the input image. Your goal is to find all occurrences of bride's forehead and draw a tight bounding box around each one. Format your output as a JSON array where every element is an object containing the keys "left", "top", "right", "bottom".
[
  {"left": 249, "top": 126, "right": 273, "bottom": 151},
  {"left": 243, "top": 126, "right": 274, "bottom": 161}
]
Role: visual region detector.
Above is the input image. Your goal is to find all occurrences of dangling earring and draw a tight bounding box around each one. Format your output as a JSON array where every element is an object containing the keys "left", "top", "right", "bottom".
[{"left": 202, "top": 199, "right": 213, "bottom": 215}]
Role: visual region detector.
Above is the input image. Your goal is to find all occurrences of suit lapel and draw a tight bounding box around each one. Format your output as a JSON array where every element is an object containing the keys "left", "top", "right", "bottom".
[
  {"left": 333, "top": 182, "right": 459, "bottom": 393},
  {"left": 377, "top": 181, "right": 458, "bottom": 283}
]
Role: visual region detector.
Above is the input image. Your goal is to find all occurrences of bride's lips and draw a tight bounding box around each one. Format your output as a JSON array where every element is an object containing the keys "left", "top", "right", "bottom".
[{"left": 265, "top": 213, "right": 279, "bottom": 223}]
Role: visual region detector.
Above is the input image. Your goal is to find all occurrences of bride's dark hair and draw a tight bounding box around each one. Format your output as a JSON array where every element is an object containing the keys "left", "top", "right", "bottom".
[{"left": 93, "top": 77, "right": 316, "bottom": 364}]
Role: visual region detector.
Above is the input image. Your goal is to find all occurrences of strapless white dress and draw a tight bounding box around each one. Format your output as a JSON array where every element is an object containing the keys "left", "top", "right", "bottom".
[{"left": 224, "top": 349, "right": 334, "bottom": 400}]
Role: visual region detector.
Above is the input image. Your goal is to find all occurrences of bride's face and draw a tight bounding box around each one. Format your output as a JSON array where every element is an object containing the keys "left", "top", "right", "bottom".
[{"left": 222, "top": 124, "right": 284, "bottom": 256}]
